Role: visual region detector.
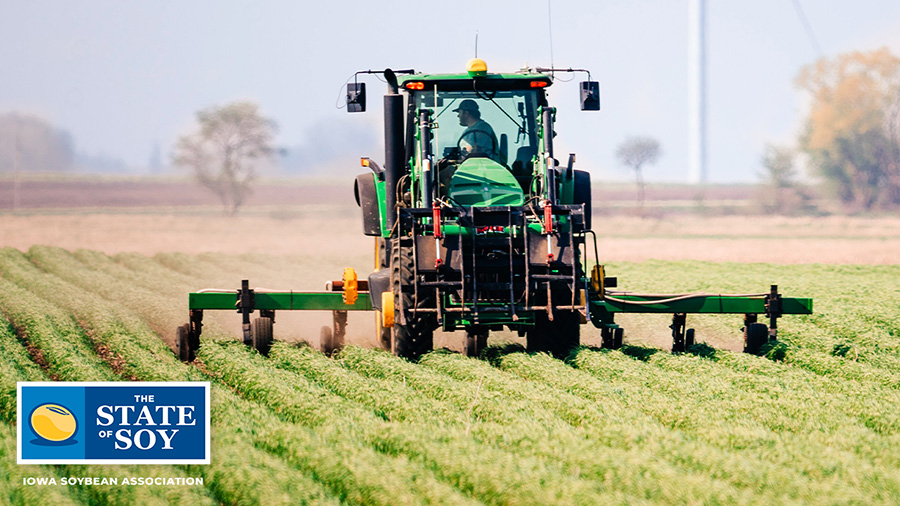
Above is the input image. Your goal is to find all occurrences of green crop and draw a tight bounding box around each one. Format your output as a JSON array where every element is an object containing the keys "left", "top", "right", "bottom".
[
  {"left": 0, "top": 277, "right": 117, "bottom": 382},
  {"left": 0, "top": 321, "right": 44, "bottom": 421},
  {"left": 2, "top": 249, "right": 899, "bottom": 504},
  {"left": 0, "top": 425, "right": 79, "bottom": 506}
]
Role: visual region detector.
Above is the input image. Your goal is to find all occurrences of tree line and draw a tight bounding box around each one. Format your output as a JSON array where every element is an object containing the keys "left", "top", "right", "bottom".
[{"left": 4, "top": 48, "right": 900, "bottom": 215}]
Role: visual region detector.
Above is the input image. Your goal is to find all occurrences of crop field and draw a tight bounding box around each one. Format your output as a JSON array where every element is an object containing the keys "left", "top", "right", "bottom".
[{"left": 0, "top": 239, "right": 898, "bottom": 505}]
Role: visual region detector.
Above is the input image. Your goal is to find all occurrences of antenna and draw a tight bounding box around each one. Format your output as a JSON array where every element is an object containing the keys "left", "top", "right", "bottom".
[{"left": 475, "top": 31, "right": 479, "bottom": 58}]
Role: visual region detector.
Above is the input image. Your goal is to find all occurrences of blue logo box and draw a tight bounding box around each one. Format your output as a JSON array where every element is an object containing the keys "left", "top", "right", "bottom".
[{"left": 18, "top": 382, "right": 210, "bottom": 465}]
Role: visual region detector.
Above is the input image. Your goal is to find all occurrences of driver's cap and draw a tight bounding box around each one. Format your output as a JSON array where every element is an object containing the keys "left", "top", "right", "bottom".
[{"left": 452, "top": 99, "right": 479, "bottom": 113}]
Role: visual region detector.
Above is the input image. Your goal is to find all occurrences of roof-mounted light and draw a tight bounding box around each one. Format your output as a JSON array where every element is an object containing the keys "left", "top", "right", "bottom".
[
  {"left": 467, "top": 58, "right": 488, "bottom": 77},
  {"left": 405, "top": 82, "right": 425, "bottom": 90},
  {"left": 530, "top": 80, "right": 549, "bottom": 88}
]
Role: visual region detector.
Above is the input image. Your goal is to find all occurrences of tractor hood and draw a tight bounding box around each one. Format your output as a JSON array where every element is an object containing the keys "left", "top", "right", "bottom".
[{"left": 447, "top": 158, "right": 525, "bottom": 207}]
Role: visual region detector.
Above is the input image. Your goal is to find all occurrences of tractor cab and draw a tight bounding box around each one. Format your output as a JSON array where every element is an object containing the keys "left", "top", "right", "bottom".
[
  {"left": 399, "top": 65, "right": 551, "bottom": 205},
  {"left": 410, "top": 86, "right": 542, "bottom": 196}
]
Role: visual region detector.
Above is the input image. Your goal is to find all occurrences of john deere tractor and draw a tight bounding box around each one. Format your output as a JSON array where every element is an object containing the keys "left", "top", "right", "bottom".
[
  {"left": 348, "top": 59, "right": 599, "bottom": 358},
  {"left": 177, "top": 59, "right": 811, "bottom": 361}
]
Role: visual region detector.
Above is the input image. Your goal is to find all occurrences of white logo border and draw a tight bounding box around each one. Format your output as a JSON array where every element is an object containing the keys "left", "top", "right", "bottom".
[{"left": 17, "top": 381, "right": 211, "bottom": 465}]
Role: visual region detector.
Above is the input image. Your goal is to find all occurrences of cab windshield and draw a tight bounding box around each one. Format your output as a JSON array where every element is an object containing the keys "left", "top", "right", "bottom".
[{"left": 414, "top": 89, "right": 540, "bottom": 170}]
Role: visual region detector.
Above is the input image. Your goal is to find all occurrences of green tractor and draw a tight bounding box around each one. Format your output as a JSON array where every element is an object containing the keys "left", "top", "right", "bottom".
[
  {"left": 177, "top": 59, "right": 811, "bottom": 361},
  {"left": 350, "top": 59, "right": 598, "bottom": 358}
]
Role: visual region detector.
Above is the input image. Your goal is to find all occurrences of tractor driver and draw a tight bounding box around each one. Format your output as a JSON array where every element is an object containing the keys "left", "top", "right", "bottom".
[{"left": 454, "top": 99, "right": 500, "bottom": 162}]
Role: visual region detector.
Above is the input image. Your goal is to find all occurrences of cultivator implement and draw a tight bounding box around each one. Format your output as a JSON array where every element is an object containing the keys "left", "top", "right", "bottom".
[
  {"left": 177, "top": 59, "right": 812, "bottom": 362},
  {"left": 177, "top": 268, "right": 811, "bottom": 361},
  {"left": 176, "top": 271, "right": 374, "bottom": 361},
  {"left": 590, "top": 283, "right": 812, "bottom": 353}
]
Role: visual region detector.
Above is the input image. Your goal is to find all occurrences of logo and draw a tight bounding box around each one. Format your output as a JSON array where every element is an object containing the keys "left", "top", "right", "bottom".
[
  {"left": 30, "top": 403, "right": 78, "bottom": 444},
  {"left": 18, "top": 382, "right": 210, "bottom": 465}
]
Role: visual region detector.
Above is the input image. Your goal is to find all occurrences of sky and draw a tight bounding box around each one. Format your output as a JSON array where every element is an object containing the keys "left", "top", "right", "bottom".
[{"left": 2, "top": 0, "right": 900, "bottom": 183}]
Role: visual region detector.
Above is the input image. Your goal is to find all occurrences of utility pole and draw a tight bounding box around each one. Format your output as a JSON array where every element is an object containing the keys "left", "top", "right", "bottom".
[{"left": 688, "top": 0, "right": 707, "bottom": 184}]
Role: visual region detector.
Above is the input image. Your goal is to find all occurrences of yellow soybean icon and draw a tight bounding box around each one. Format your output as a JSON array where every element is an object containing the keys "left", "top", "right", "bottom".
[{"left": 30, "top": 404, "right": 77, "bottom": 442}]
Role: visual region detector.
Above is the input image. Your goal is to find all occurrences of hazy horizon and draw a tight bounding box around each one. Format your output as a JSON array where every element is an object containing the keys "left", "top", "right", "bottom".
[{"left": 3, "top": 1, "right": 900, "bottom": 182}]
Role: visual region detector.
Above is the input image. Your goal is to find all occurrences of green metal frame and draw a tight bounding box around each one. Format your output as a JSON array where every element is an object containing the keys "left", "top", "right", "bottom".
[
  {"left": 588, "top": 293, "right": 813, "bottom": 329},
  {"left": 594, "top": 295, "right": 812, "bottom": 314},
  {"left": 189, "top": 292, "right": 373, "bottom": 312}
]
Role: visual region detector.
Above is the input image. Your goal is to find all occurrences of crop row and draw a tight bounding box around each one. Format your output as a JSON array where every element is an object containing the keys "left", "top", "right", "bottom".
[
  {"left": 0, "top": 248, "right": 344, "bottom": 505},
  {"left": 0, "top": 276, "right": 117, "bottom": 382},
  {"left": 610, "top": 260, "right": 900, "bottom": 375},
  {"left": 202, "top": 340, "right": 642, "bottom": 505},
  {"left": 0, "top": 317, "right": 215, "bottom": 505},
  {"left": 9, "top": 246, "right": 451, "bottom": 505},
  {"left": 4, "top": 247, "right": 899, "bottom": 505},
  {"left": 208, "top": 338, "right": 886, "bottom": 504}
]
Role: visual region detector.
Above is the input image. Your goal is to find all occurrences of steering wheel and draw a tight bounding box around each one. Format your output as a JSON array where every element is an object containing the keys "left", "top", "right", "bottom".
[{"left": 457, "top": 129, "right": 497, "bottom": 159}]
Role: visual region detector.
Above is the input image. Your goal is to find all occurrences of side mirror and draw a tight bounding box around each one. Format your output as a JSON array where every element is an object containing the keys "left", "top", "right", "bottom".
[
  {"left": 580, "top": 81, "right": 600, "bottom": 111},
  {"left": 347, "top": 83, "right": 366, "bottom": 113}
]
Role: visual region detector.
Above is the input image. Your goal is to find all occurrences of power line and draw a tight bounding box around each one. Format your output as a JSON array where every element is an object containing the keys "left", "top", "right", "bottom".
[{"left": 791, "top": 0, "right": 823, "bottom": 58}]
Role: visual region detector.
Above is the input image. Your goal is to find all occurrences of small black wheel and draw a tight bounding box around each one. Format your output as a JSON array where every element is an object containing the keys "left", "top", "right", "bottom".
[
  {"left": 600, "top": 327, "right": 615, "bottom": 349},
  {"left": 251, "top": 317, "right": 274, "bottom": 356},
  {"left": 743, "top": 322, "right": 768, "bottom": 355},
  {"left": 613, "top": 327, "right": 624, "bottom": 350},
  {"left": 320, "top": 326, "right": 334, "bottom": 355},
  {"left": 685, "top": 328, "right": 695, "bottom": 348},
  {"left": 464, "top": 328, "right": 489, "bottom": 357},
  {"left": 176, "top": 324, "right": 192, "bottom": 362}
]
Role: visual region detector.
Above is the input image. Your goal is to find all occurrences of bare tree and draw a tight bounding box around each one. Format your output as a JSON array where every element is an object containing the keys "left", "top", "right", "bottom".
[
  {"left": 174, "top": 101, "right": 277, "bottom": 215},
  {"left": 616, "top": 136, "right": 661, "bottom": 216},
  {"left": 757, "top": 143, "right": 814, "bottom": 215}
]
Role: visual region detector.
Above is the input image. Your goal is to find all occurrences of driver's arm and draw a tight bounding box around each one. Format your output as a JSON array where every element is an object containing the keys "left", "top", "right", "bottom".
[{"left": 461, "top": 131, "right": 487, "bottom": 155}]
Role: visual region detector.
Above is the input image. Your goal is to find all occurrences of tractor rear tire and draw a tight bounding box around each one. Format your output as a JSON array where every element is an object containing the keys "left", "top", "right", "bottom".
[
  {"left": 527, "top": 308, "right": 580, "bottom": 358},
  {"left": 176, "top": 324, "right": 192, "bottom": 362},
  {"left": 743, "top": 322, "right": 768, "bottom": 355},
  {"left": 465, "top": 328, "right": 489, "bottom": 357},
  {"left": 251, "top": 317, "right": 274, "bottom": 356},
  {"left": 391, "top": 237, "right": 435, "bottom": 359}
]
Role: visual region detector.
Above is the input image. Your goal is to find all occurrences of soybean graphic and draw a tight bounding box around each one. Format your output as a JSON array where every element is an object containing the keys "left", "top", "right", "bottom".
[{"left": 30, "top": 403, "right": 77, "bottom": 442}]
